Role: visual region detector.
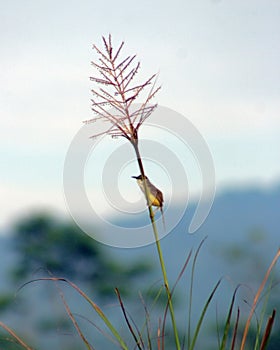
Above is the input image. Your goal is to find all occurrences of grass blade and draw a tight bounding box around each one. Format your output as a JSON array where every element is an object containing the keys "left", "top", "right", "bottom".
[
  {"left": 188, "top": 237, "right": 207, "bottom": 349},
  {"left": 260, "top": 309, "right": 276, "bottom": 350},
  {"left": 115, "top": 288, "right": 143, "bottom": 350},
  {"left": 0, "top": 322, "right": 33, "bottom": 350},
  {"left": 17, "top": 277, "right": 129, "bottom": 350},
  {"left": 240, "top": 249, "right": 280, "bottom": 350},
  {"left": 139, "top": 292, "right": 152, "bottom": 350},
  {"left": 230, "top": 307, "right": 240, "bottom": 350},
  {"left": 220, "top": 285, "right": 241, "bottom": 350},
  {"left": 189, "top": 278, "right": 222, "bottom": 350},
  {"left": 160, "top": 249, "right": 193, "bottom": 349},
  {"left": 58, "top": 285, "right": 94, "bottom": 350}
]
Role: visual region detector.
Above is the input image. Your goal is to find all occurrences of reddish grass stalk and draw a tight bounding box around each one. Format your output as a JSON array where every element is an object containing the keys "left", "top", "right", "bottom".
[
  {"left": 240, "top": 249, "right": 280, "bottom": 350},
  {"left": 230, "top": 307, "right": 240, "bottom": 350},
  {"left": 0, "top": 321, "right": 33, "bottom": 350},
  {"left": 115, "top": 288, "right": 143, "bottom": 350},
  {"left": 260, "top": 309, "right": 276, "bottom": 350},
  {"left": 57, "top": 285, "right": 94, "bottom": 350}
]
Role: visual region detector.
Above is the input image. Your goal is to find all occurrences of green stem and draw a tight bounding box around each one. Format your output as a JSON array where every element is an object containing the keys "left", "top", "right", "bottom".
[{"left": 132, "top": 140, "right": 181, "bottom": 350}]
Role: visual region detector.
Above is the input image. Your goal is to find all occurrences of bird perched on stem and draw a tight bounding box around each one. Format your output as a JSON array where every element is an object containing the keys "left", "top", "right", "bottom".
[{"left": 132, "top": 175, "right": 165, "bottom": 230}]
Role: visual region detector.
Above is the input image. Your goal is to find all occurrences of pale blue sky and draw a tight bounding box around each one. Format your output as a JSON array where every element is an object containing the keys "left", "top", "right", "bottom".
[{"left": 1, "top": 0, "right": 280, "bottom": 228}]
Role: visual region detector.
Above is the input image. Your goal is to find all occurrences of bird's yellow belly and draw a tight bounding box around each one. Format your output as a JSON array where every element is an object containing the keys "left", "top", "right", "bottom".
[{"left": 149, "top": 194, "right": 161, "bottom": 207}]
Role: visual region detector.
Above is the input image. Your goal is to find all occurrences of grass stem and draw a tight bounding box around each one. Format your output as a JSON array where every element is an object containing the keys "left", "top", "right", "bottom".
[{"left": 132, "top": 141, "right": 181, "bottom": 350}]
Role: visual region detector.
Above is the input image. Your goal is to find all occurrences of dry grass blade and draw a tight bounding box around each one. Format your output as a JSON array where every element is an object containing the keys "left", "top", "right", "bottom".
[
  {"left": 138, "top": 292, "right": 153, "bottom": 350},
  {"left": 16, "top": 277, "right": 128, "bottom": 350},
  {"left": 173, "top": 250, "right": 193, "bottom": 293},
  {"left": 220, "top": 284, "right": 241, "bottom": 350},
  {"left": 260, "top": 309, "right": 276, "bottom": 350},
  {"left": 230, "top": 307, "right": 240, "bottom": 350},
  {"left": 71, "top": 313, "right": 119, "bottom": 347},
  {"left": 240, "top": 249, "right": 280, "bottom": 350},
  {"left": 115, "top": 288, "right": 144, "bottom": 350},
  {"left": 57, "top": 285, "right": 94, "bottom": 350},
  {"left": 0, "top": 321, "right": 33, "bottom": 350}
]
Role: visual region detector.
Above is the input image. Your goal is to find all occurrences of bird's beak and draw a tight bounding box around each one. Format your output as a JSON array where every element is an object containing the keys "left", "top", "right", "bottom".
[{"left": 131, "top": 176, "right": 137, "bottom": 179}]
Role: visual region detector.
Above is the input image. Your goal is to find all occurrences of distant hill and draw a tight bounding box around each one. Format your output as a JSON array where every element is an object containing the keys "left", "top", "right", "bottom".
[
  {"left": 108, "top": 184, "right": 279, "bottom": 273},
  {"left": 106, "top": 184, "right": 280, "bottom": 319}
]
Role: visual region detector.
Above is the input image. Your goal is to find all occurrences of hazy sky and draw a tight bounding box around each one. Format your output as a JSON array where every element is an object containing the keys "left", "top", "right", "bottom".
[{"left": 1, "top": 0, "right": 280, "bottom": 228}]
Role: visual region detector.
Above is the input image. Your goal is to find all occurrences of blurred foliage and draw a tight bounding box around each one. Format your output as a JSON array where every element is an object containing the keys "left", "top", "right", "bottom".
[
  {"left": 215, "top": 227, "right": 278, "bottom": 284},
  {"left": 0, "top": 294, "right": 14, "bottom": 312},
  {"left": 35, "top": 316, "right": 72, "bottom": 333},
  {"left": 0, "top": 335, "right": 20, "bottom": 350},
  {"left": 10, "top": 212, "right": 153, "bottom": 299},
  {"left": 267, "top": 332, "right": 280, "bottom": 350}
]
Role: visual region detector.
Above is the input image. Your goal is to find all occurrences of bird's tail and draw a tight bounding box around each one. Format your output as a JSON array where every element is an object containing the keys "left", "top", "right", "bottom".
[{"left": 160, "top": 206, "right": 166, "bottom": 232}]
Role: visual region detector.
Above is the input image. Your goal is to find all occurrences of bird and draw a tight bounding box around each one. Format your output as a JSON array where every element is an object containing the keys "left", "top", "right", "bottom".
[{"left": 131, "top": 175, "right": 165, "bottom": 229}]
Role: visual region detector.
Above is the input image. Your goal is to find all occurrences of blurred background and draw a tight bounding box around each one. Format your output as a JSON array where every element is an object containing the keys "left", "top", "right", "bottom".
[{"left": 1, "top": 1, "right": 279, "bottom": 349}]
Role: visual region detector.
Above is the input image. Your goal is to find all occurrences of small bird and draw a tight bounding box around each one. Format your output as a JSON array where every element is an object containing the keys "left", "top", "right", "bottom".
[{"left": 132, "top": 175, "right": 165, "bottom": 229}]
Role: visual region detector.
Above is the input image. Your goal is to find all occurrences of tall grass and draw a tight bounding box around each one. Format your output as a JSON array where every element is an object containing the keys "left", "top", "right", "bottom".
[
  {"left": 1, "top": 35, "right": 278, "bottom": 350},
  {"left": 1, "top": 248, "right": 279, "bottom": 349}
]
